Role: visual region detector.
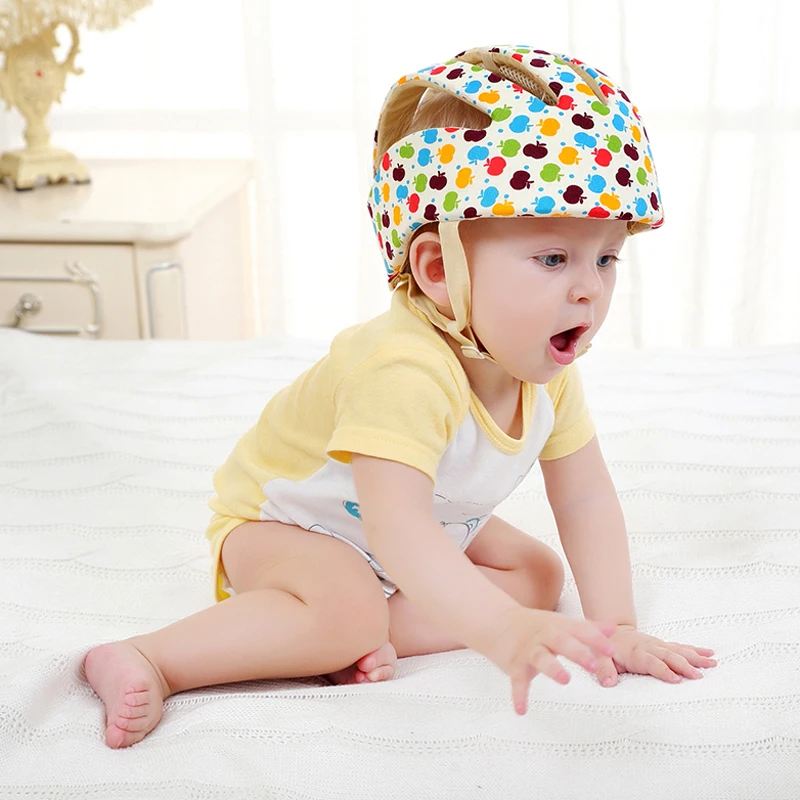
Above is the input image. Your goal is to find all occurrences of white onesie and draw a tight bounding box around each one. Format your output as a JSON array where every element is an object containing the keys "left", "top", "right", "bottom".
[{"left": 255, "top": 383, "right": 555, "bottom": 597}]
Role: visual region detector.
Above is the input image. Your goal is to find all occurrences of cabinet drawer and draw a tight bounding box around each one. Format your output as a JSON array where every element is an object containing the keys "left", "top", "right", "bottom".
[{"left": 0, "top": 243, "right": 140, "bottom": 339}]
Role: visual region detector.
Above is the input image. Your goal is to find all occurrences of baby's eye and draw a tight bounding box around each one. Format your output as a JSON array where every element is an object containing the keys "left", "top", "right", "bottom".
[
  {"left": 597, "top": 254, "right": 619, "bottom": 268},
  {"left": 536, "top": 254, "right": 566, "bottom": 268}
]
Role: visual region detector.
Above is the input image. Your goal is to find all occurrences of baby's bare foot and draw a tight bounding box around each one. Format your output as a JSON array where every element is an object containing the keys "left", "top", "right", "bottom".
[
  {"left": 83, "top": 640, "right": 171, "bottom": 749},
  {"left": 325, "top": 641, "right": 398, "bottom": 685}
]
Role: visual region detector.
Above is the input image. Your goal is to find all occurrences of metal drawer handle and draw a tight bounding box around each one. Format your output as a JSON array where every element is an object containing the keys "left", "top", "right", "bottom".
[
  {"left": 11, "top": 292, "right": 43, "bottom": 327},
  {"left": 1, "top": 261, "right": 103, "bottom": 336},
  {"left": 145, "top": 261, "right": 184, "bottom": 338}
]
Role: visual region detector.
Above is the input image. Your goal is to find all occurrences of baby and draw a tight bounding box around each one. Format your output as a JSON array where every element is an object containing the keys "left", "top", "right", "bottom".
[{"left": 84, "top": 43, "right": 717, "bottom": 749}]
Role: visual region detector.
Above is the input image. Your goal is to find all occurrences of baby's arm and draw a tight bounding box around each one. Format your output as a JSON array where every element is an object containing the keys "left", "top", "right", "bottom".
[
  {"left": 540, "top": 434, "right": 636, "bottom": 626},
  {"left": 352, "top": 454, "right": 519, "bottom": 654},
  {"left": 540, "top": 434, "right": 719, "bottom": 688},
  {"left": 353, "top": 452, "right": 620, "bottom": 710}
]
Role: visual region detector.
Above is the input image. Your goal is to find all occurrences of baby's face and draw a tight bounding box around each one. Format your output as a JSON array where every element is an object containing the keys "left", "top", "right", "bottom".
[{"left": 461, "top": 216, "right": 628, "bottom": 384}]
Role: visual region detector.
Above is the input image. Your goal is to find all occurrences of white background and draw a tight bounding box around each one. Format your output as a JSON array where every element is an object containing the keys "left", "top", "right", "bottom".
[{"left": 2, "top": 0, "right": 798, "bottom": 348}]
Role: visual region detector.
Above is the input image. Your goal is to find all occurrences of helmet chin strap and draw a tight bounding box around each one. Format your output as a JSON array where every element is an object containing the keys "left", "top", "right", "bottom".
[
  {"left": 406, "top": 220, "right": 498, "bottom": 363},
  {"left": 404, "top": 219, "right": 592, "bottom": 366}
]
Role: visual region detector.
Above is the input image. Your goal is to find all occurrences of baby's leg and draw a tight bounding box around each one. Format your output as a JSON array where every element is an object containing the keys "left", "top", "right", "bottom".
[{"left": 83, "top": 521, "right": 390, "bottom": 748}]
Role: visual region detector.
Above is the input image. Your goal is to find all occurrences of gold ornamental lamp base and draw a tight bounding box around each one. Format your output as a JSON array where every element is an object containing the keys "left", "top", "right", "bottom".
[
  {"left": 0, "top": 0, "right": 151, "bottom": 191},
  {"left": 0, "top": 145, "right": 91, "bottom": 191},
  {"left": 0, "top": 20, "right": 92, "bottom": 191}
]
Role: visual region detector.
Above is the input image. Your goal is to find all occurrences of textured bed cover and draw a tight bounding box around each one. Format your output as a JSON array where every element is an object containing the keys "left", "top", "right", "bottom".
[{"left": 0, "top": 329, "right": 798, "bottom": 799}]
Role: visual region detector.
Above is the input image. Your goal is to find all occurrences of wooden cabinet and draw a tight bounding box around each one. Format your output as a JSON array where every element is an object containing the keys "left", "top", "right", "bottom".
[{"left": 0, "top": 159, "right": 255, "bottom": 340}]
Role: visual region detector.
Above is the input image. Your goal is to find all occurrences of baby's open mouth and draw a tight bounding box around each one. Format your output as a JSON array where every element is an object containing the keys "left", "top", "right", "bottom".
[
  {"left": 550, "top": 325, "right": 589, "bottom": 353},
  {"left": 548, "top": 324, "right": 590, "bottom": 365}
]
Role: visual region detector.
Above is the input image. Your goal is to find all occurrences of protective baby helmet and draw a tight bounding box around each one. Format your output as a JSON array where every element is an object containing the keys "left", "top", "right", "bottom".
[{"left": 368, "top": 44, "right": 664, "bottom": 360}]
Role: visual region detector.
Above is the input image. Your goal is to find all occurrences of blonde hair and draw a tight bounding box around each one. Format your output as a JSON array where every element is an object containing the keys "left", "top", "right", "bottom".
[{"left": 384, "top": 88, "right": 491, "bottom": 276}]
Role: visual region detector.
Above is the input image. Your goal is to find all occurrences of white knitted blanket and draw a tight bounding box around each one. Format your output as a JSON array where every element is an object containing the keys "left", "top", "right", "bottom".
[{"left": 0, "top": 329, "right": 798, "bottom": 799}]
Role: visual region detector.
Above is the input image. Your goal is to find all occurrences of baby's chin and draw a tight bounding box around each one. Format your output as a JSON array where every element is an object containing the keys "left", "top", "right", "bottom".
[{"left": 503, "top": 357, "right": 565, "bottom": 385}]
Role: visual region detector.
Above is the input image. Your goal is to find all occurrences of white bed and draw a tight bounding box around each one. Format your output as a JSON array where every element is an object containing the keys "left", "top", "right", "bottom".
[{"left": 1, "top": 328, "right": 799, "bottom": 799}]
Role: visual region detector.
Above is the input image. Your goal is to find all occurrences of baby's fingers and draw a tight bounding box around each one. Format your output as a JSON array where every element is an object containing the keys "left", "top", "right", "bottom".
[
  {"left": 547, "top": 631, "right": 609, "bottom": 676},
  {"left": 662, "top": 650, "right": 705, "bottom": 680},
  {"left": 569, "top": 621, "right": 616, "bottom": 660},
  {"left": 671, "top": 645, "right": 717, "bottom": 669},
  {"left": 511, "top": 649, "right": 571, "bottom": 715},
  {"left": 638, "top": 651, "right": 683, "bottom": 683},
  {"left": 666, "top": 642, "right": 715, "bottom": 657},
  {"left": 510, "top": 663, "right": 537, "bottom": 715},
  {"left": 637, "top": 648, "right": 705, "bottom": 683}
]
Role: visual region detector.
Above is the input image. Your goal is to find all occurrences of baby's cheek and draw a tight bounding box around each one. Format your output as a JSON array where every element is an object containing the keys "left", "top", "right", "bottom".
[{"left": 594, "top": 295, "right": 614, "bottom": 328}]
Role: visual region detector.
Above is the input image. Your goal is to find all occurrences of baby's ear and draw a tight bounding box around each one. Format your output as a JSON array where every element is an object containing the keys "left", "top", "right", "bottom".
[{"left": 409, "top": 231, "right": 451, "bottom": 309}]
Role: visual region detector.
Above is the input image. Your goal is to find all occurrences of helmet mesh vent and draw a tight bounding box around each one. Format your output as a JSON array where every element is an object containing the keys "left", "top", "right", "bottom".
[
  {"left": 457, "top": 49, "right": 559, "bottom": 106},
  {"left": 494, "top": 63, "right": 559, "bottom": 106},
  {"left": 456, "top": 48, "right": 609, "bottom": 107}
]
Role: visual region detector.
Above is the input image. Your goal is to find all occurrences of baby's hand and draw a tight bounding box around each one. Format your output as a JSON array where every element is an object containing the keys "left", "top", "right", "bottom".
[
  {"left": 593, "top": 624, "right": 718, "bottom": 688},
  {"left": 485, "top": 606, "right": 617, "bottom": 714}
]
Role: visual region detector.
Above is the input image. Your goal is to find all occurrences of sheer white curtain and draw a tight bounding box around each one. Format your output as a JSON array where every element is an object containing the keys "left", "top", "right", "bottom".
[
  {"left": 241, "top": 0, "right": 800, "bottom": 348},
  {"left": 3, "top": 0, "right": 797, "bottom": 347}
]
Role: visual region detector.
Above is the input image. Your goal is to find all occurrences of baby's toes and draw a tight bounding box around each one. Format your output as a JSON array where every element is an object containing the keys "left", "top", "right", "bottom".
[
  {"left": 106, "top": 691, "right": 161, "bottom": 747},
  {"left": 356, "top": 654, "right": 376, "bottom": 673},
  {"left": 365, "top": 664, "right": 395, "bottom": 682},
  {"left": 105, "top": 723, "right": 150, "bottom": 750},
  {"left": 115, "top": 690, "right": 151, "bottom": 718},
  {"left": 112, "top": 713, "right": 150, "bottom": 733},
  {"left": 105, "top": 725, "right": 127, "bottom": 749},
  {"left": 356, "top": 641, "right": 397, "bottom": 672},
  {"left": 355, "top": 651, "right": 379, "bottom": 673}
]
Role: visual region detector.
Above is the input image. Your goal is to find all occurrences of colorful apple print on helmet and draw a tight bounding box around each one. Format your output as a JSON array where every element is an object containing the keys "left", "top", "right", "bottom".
[{"left": 368, "top": 44, "right": 664, "bottom": 284}]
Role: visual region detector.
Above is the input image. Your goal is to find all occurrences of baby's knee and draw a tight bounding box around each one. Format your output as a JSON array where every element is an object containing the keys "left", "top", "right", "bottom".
[
  {"left": 310, "top": 575, "right": 391, "bottom": 657},
  {"left": 543, "top": 548, "right": 565, "bottom": 593},
  {"left": 518, "top": 546, "right": 565, "bottom": 611}
]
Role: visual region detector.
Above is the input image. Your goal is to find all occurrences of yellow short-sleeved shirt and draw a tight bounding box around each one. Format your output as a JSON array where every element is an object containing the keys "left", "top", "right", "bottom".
[{"left": 206, "top": 285, "right": 595, "bottom": 601}]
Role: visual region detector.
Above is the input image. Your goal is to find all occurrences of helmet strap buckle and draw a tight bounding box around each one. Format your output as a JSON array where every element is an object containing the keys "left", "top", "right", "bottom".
[{"left": 460, "top": 345, "right": 486, "bottom": 360}]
